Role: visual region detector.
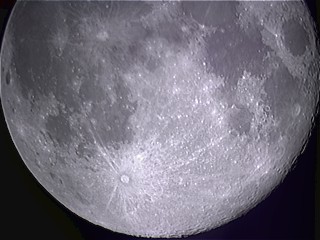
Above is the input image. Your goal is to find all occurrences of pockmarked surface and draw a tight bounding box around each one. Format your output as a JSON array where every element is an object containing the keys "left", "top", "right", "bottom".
[{"left": 1, "top": 1, "right": 319, "bottom": 238}]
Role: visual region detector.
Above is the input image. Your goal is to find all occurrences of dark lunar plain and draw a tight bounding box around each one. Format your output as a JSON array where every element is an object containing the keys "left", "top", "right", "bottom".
[{"left": 0, "top": 1, "right": 319, "bottom": 240}]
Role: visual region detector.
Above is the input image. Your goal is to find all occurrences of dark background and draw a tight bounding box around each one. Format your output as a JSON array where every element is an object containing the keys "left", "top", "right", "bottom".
[{"left": 0, "top": 1, "right": 319, "bottom": 240}]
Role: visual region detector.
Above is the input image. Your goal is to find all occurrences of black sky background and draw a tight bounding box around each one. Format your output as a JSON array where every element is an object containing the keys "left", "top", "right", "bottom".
[{"left": 0, "top": 1, "right": 319, "bottom": 240}]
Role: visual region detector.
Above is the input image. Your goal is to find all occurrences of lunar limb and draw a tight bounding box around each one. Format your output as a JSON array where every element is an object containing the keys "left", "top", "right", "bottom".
[{"left": 1, "top": 1, "right": 319, "bottom": 238}]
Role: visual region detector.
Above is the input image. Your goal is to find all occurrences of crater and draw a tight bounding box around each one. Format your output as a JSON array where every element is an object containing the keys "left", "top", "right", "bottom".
[
  {"left": 120, "top": 174, "right": 130, "bottom": 184},
  {"left": 49, "top": 171, "right": 64, "bottom": 186},
  {"left": 5, "top": 70, "right": 11, "bottom": 85},
  {"left": 282, "top": 18, "right": 310, "bottom": 57},
  {"left": 293, "top": 103, "right": 301, "bottom": 117}
]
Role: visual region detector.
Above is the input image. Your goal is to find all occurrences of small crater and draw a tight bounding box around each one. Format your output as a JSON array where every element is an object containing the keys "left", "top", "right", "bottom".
[
  {"left": 96, "top": 31, "right": 109, "bottom": 41},
  {"left": 75, "top": 191, "right": 91, "bottom": 206},
  {"left": 293, "top": 103, "right": 301, "bottom": 117},
  {"left": 120, "top": 174, "right": 130, "bottom": 184},
  {"left": 282, "top": 18, "right": 310, "bottom": 56},
  {"left": 5, "top": 71, "right": 11, "bottom": 85},
  {"left": 49, "top": 172, "right": 63, "bottom": 185},
  {"left": 274, "top": 144, "right": 285, "bottom": 159}
]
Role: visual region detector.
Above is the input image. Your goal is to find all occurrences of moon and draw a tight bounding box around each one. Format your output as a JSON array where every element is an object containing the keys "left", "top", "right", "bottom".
[{"left": 0, "top": 0, "right": 319, "bottom": 238}]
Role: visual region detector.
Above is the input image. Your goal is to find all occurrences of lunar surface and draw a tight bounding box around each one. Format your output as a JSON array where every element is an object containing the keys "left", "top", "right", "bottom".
[{"left": 0, "top": 0, "right": 319, "bottom": 238}]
